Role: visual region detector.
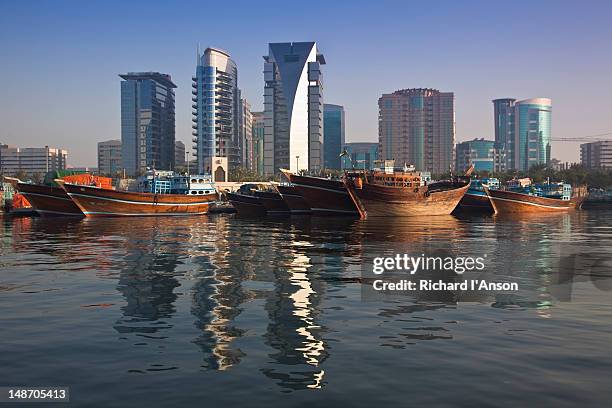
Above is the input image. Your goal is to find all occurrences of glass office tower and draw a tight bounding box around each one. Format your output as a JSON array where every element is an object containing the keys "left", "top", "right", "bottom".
[
  {"left": 493, "top": 97, "right": 551, "bottom": 171},
  {"left": 263, "top": 42, "right": 326, "bottom": 175},
  {"left": 251, "top": 112, "right": 265, "bottom": 175},
  {"left": 120, "top": 72, "right": 176, "bottom": 176},
  {"left": 515, "top": 98, "right": 552, "bottom": 171},
  {"left": 323, "top": 104, "right": 345, "bottom": 170},
  {"left": 493, "top": 98, "right": 516, "bottom": 170},
  {"left": 192, "top": 48, "right": 239, "bottom": 174}
]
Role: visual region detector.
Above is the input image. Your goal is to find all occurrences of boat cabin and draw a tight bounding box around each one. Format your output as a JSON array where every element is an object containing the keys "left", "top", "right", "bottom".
[{"left": 136, "top": 170, "right": 216, "bottom": 195}]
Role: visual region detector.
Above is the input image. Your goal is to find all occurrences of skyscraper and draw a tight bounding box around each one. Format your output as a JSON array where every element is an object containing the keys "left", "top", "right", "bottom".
[
  {"left": 263, "top": 42, "right": 325, "bottom": 175},
  {"left": 251, "top": 112, "right": 264, "bottom": 175},
  {"left": 378, "top": 88, "right": 455, "bottom": 175},
  {"left": 192, "top": 47, "right": 240, "bottom": 174},
  {"left": 492, "top": 98, "right": 516, "bottom": 170},
  {"left": 493, "top": 97, "right": 552, "bottom": 171},
  {"left": 120, "top": 72, "right": 176, "bottom": 176},
  {"left": 238, "top": 97, "right": 253, "bottom": 171},
  {"left": 323, "top": 104, "right": 345, "bottom": 169}
]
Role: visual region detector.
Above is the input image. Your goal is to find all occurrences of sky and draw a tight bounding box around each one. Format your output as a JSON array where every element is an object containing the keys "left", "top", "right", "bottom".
[{"left": 1, "top": 0, "right": 611, "bottom": 166}]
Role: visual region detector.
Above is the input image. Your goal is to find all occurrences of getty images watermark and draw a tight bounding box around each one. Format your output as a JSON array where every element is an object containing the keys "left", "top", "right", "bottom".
[
  {"left": 360, "top": 242, "right": 611, "bottom": 302},
  {"left": 365, "top": 253, "right": 516, "bottom": 296}
]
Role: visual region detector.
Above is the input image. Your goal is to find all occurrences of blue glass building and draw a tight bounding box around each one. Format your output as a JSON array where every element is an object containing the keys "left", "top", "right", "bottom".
[
  {"left": 323, "top": 104, "right": 345, "bottom": 169},
  {"left": 515, "top": 98, "right": 552, "bottom": 171},
  {"left": 455, "top": 138, "right": 505, "bottom": 173},
  {"left": 120, "top": 72, "right": 176, "bottom": 176},
  {"left": 341, "top": 142, "right": 379, "bottom": 170},
  {"left": 493, "top": 97, "right": 551, "bottom": 171},
  {"left": 493, "top": 98, "right": 516, "bottom": 169}
]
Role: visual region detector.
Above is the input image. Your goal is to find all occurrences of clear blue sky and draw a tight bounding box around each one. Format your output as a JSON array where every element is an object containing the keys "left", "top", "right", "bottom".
[{"left": 1, "top": 0, "right": 611, "bottom": 166}]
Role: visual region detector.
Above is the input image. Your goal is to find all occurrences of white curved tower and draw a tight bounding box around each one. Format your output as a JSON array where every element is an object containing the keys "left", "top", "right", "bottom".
[{"left": 263, "top": 42, "right": 325, "bottom": 175}]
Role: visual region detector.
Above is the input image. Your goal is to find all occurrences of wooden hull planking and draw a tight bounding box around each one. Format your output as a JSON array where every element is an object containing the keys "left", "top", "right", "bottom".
[
  {"left": 17, "top": 183, "right": 83, "bottom": 216},
  {"left": 282, "top": 172, "right": 359, "bottom": 216},
  {"left": 62, "top": 183, "right": 215, "bottom": 217},
  {"left": 456, "top": 191, "right": 494, "bottom": 213},
  {"left": 349, "top": 181, "right": 470, "bottom": 217},
  {"left": 226, "top": 192, "right": 267, "bottom": 217},
  {"left": 254, "top": 190, "right": 289, "bottom": 214},
  {"left": 486, "top": 189, "right": 584, "bottom": 214},
  {"left": 275, "top": 185, "right": 311, "bottom": 214}
]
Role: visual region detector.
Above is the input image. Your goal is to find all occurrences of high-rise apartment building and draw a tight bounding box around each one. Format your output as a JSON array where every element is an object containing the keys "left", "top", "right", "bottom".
[
  {"left": 0, "top": 145, "right": 67, "bottom": 176},
  {"left": 120, "top": 72, "right": 176, "bottom": 176},
  {"left": 323, "top": 104, "right": 345, "bottom": 169},
  {"left": 493, "top": 97, "right": 552, "bottom": 171},
  {"left": 455, "top": 138, "right": 505, "bottom": 174},
  {"left": 174, "top": 140, "right": 186, "bottom": 169},
  {"left": 97, "top": 139, "right": 122, "bottom": 176},
  {"left": 263, "top": 42, "right": 325, "bottom": 174},
  {"left": 581, "top": 141, "right": 612, "bottom": 169},
  {"left": 378, "top": 88, "right": 455, "bottom": 175},
  {"left": 251, "top": 112, "right": 265, "bottom": 175},
  {"left": 192, "top": 47, "right": 241, "bottom": 174}
]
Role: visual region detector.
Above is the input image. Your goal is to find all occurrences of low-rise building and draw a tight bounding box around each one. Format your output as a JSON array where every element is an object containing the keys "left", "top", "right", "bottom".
[
  {"left": 455, "top": 138, "right": 505, "bottom": 174},
  {"left": 98, "top": 139, "right": 122, "bottom": 176},
  {"left": 68, "top": 166, "right": 98, "bottom": 174},
  {"left": 341, "top": 142, "right": 379, "bottom": 170},
  {"left": 0, "top": 145, "right": 68, "bottom": 176}
]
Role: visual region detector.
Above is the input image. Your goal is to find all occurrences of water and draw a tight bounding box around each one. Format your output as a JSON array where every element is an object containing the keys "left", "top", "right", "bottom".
[{"left": 1, "top": 211, "right": 611, "bottom": 407}]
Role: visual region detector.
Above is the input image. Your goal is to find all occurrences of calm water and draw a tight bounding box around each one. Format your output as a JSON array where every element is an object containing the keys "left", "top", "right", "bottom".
[{"left": 1, "top": 211, "right": 611, "bottom": 407}]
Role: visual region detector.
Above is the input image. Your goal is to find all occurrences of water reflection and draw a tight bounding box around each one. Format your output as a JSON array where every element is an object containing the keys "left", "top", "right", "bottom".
[
  {"left": 190, "top": 216, "right": 251, "bottom": 370},
  {"left": 261, "top": 234, "right": 328, "bottom": 391},
  {"left": 2, "top": 209, "right": 611, "bottom": 401},
  {"left": 109, "top": 219, "right": 186, "bottom": 374}
]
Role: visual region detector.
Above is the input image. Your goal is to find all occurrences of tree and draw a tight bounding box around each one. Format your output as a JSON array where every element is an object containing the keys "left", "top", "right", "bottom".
[
  {"left": 229, "top": 167, "right": 275, "bottom": 182},
  {"left": 14, "top": 170, "right": 28, "bottom": 181},
  {"left": 31, "top": 172, "right": 43, "bottom": 184}
]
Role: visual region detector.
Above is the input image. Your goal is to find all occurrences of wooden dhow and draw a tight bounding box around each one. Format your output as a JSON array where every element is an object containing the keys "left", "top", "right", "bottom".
[
  {"left": 280, "top": 169, "right": 359, "bottom": 216},
  {"left": 4, "top": 176, "right": 82, "bottom": 216},
  {"left": 254, "top": 190, "right": 290, "bottom": 214},
  {"left": 455, "top": 178, "right": 500, "bottom": 214},
  {"left": 344, "top": 169, "right": 471, "bottom": 219},
  {"left": 5, "top": 174, "right": 116, "bottom": 217},
  {"left": 16, "top": 182, "right": 83, "bottom": 216},
  {"left": 226, "top": 191, "right": 267, "bottom": 217},
  {"left": 484, "top": 186, "right": 587, "bottom": 214},
  {"left": 275, "top": 185, "right": 311, "bottom": 214},
  {"left": 59, "top": 182, "right": 217, "bottom": 217}
]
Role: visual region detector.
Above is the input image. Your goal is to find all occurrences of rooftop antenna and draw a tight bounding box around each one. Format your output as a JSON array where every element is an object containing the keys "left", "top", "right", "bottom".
[{"left": 196, "top": 43, "right": 201, "bottom": 66}]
